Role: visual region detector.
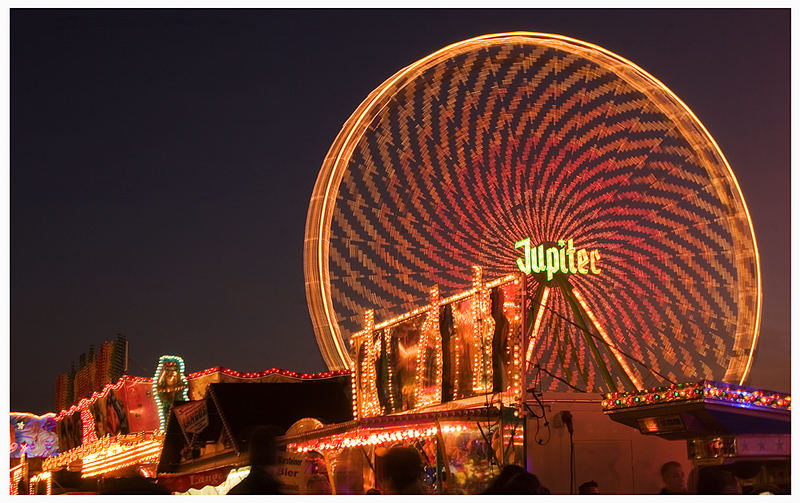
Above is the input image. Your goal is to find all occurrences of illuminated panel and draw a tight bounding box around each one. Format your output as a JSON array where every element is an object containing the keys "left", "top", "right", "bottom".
[
  {"left": 80, "top": 407, "right": 97, "bottom": 445},
  {"left": 10, "top": 457, "right": 25, "bottom": 495},
  {"left": 503, "top": 277, "right": 525, "bottom": 402},
  {"left": 525, "top": 287, "right": 551, "bottom": 367},
  {"left": 573, "top": 288, "right": 643, "bottom": 390},
  {"left": 9, "top": 412, "right": 59, "bottom": 458},
  {"left": 81, "top": 437, "right": 163, "bottom": 478},
  {"left": 28, "top": 472, "right": 52, "bottom": 495},
  {"left": 351, "top": 274, "right": 521, "bottom": 411},
  {"left": 414, "top": 286, "right": 441, "bottom": 408},
  {"left": 43, "top": 433, "right": 164, "bottom": 478},
  {"left": 515, "top": 239, "right": 601, "bottom": 280}
]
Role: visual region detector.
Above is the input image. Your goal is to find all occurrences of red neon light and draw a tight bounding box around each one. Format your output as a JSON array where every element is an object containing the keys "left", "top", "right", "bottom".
[
  {"left": 55, "top": 376, "right": 151, "bottom": 420},
  {"left": 56, "top": 368, "right": 351, "bottom": 421},
  {"left": 185, "top": 367, "right": 350, "bottom": 380}
]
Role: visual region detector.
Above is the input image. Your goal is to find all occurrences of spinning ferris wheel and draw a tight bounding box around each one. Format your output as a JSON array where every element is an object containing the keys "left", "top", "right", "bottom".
[{"left": 304, "top": 32, "right": 761, "bottom": 392}]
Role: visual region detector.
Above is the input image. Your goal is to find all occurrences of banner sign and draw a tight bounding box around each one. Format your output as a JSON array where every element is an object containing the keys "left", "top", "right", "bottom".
[
  {"left": 173, "top": 400, "right": 209, "bottom": 436},
  {"left": 158, "top": 466, "right": 233, "bottom": 493},
  {"left": 275, "top": 450, "right": 332, "bottom": 495}
]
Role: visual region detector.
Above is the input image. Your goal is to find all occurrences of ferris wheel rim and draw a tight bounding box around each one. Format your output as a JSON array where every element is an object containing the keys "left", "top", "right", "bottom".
[{"left": 304, "top": 31, "right": 761, "bottom": 383}]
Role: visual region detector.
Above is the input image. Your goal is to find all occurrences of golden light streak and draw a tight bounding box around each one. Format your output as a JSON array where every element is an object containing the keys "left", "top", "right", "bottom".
[
  {"left": 573, "top": 288, "right": 643, "bottom": 390},
  {"left": 525, "top": 287, "right": 550, "bottom": 367},
  {"left": 43, "top": 433, "right": 164, "bottom": 475},
  {"left": 81, "top": 440, "right": 163, "bottom": 478}
]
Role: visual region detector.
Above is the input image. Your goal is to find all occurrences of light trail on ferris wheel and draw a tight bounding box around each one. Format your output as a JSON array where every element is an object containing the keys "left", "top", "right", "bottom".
[{"left": 304, "top": 32, "right": 761, "bottom": 393}]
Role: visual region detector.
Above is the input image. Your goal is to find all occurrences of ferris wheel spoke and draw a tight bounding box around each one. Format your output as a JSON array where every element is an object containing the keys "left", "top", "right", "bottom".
[
  {"left": 574, "top": 271, "right": 723, "bottom": 371},
  {"left": 552, "top": 137, "right": 685, "bottom": 240},
  {"left": 552, "top": 121, "right": 681, "bottom": 238},
  {"left": 581, "top": 258, "right": 739, "bottom": 331},
  {"left": 344, "top": 137, "right": 505, "bottom": 244},
  {"left": 545, "top": 72, "right": 618, "bottom": 237},
  {"left": 504, "top": 53, "right": 601, "bottom": 238},
  {"left": 602, "top": 208, "right": 744, "bottom": 266},
  {"left": 490, "top": 53, "right": 599, "bottom": 240},
  {"left": 550, "top": 109, "right": 698, "bottom": 226},
  {"left": 584, "top": 253, "right": 736, "bottom": 328},
  {"left": 576, "top": 275, "right": 738, "bottom": 374},
  {"left": 566, "top": 161, "right": 743, "bottom": 259},
  {"left": 544, "top": 76, "right": 651, "bottom": 235}
]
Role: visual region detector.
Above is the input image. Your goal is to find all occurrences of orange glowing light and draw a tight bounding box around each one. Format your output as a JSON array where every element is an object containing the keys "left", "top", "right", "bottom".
[
  {"left": 573, "top": 288, "right": 643, "bottom": 390},
  {"left": 525, "top": 287, "right": 550, "bottom": 367}
]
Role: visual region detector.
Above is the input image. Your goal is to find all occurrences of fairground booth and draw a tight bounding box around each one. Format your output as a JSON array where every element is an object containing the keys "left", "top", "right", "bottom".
[
  {"left": 281, "top": 271, "right": 526, "bottom": 494},
  {"left": 23, "top": 354, "right": 350, "bottom": 495}
]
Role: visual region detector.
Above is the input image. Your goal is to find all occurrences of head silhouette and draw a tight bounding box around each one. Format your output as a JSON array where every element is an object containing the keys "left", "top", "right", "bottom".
[
  {"left": 578, "top": 480, "right": 599, "bottom": 494},
  {"left": 660, "top": 461, "right": 686, "bottom": 493},
  {"left": 697, "top": 467, "right": 741, "bottom": 495},
  {"left": 247, "top": 426, "right": 277, "bottom": 467},
  {"left": 382, "top": 446, "right": 424, "bottom": 494},
  {"left": 484, "top": 465, "right": 542, "bottom": 494}
]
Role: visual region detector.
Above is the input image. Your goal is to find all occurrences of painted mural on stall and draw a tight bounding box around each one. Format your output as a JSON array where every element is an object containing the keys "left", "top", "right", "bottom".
[{"left": 10, "top": 413, "right": 59, "bottom": 458}]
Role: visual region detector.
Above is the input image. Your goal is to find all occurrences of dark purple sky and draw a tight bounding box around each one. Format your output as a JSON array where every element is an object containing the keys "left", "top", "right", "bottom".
[{"left": 10, "top": 9, "right": 790, "bottom": 414}]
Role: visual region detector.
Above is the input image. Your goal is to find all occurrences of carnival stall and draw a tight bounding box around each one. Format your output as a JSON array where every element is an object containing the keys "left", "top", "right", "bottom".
[
  {"left": 39, "top": 355, "right": 351, "bottom": 494},
  {"left": 9, "top": 412, "right": 59, "bottom": 495},
  {"left": 155, "top": 374, "right": 352, "bottom": 495},
  {"left": 280, "top": 269, "right": 527, "bottom": 494},
  {"left": 602, "top": 380, "right": 791, "bottom": 494}
]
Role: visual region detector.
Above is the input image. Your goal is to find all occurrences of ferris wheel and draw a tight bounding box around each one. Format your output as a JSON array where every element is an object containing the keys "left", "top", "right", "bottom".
[{"left": 304, "top": 32, "right": 761, "bottom": 392}]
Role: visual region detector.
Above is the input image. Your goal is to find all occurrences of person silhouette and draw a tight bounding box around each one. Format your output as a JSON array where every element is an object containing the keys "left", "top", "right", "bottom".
[
  {"left": 227, "top": 427, "right": 283, "bottom": 494},
  {"left": 659, "top": 461, "right": 687, "bottom": 494},
  {"left": 483, "top": 465, "right": 543, "bottom": 494},
  {"left": 382, "top": 446, "right": 426, "bottom": 494}
]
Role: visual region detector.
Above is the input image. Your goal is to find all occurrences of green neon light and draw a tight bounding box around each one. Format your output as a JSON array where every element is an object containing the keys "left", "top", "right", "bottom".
[
  {"left": 515, "top": 238, "right": 601, "bottom": 281},
  {"left": 152, "top": 355, "right": 189, "bottom": 432}
]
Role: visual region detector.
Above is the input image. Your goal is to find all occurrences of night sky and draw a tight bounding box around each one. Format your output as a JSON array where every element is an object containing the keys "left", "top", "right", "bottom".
[{"left": 10, "top": 9, "right": 790, "bottom": 414}]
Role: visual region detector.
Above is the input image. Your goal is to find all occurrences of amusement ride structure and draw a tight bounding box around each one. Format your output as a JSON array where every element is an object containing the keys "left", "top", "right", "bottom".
[{"left": 304, "top": 32, "right": 761, "bottom": 395}]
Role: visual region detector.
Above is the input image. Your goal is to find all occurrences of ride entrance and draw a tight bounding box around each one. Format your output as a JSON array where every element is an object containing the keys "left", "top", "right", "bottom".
[{"left": 304, "top": 32, "right": 761, "bottom": 396}]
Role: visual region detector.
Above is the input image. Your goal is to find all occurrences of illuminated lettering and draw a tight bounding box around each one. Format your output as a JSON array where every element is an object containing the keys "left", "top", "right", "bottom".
[
  {"left": 515, "top": 238, "right": 602, "bottom": 280},
  {"left": 566, "top": 239, "right": 578, "bottom": 274},
  {"left": 590, "top": 249, "right": 602, "bottom": 274},
  {"left": 577, "top": 249, "right": 589, "bottom": 274},
  {"left": 531, "top": 243, "right": 544, "bottom": 273},
  {"left": 515, "top": 238, "right": 531, "bottom": 274},
  {"left": 546, "top": 247, "right": 559, "bottom": 281},
  {"left": 557, "top": 240, "right": 569, "bottom": 274}
]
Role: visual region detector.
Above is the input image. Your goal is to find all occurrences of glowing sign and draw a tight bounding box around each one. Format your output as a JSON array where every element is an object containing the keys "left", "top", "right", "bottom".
[{"left": 515, "top": 238, "right": 601, "bottom": 281}]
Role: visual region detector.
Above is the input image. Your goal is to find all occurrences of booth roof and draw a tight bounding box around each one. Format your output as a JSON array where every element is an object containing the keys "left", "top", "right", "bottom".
[{"left": 158, "top": 376, "right": 352, "bottom": 473}]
